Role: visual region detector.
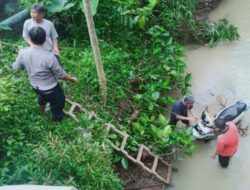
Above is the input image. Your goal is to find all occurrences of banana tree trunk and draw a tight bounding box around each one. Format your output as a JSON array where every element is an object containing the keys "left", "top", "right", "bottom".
[
  {"left": 83, "top": 0, "right": 107, "bottom": 105},
  {"left": 0, "top": 9, "right": 29, "bottom": 27}
]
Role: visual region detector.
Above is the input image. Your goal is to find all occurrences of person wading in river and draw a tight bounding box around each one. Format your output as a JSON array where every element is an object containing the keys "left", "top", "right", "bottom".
[
  {"left": 211, "top": 120, "right": 239, "bottom": 168},
  {"left": 170, "top": 96, "right": 198, "bottom": 127}
]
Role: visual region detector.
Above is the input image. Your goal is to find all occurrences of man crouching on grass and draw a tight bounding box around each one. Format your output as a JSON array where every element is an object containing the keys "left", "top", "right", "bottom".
[{"left": 12, "top": 26, "right": 78, "bottom": 122}]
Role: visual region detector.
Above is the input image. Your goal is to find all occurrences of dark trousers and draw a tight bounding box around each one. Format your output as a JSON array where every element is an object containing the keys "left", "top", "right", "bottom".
[
  {"left": 34, "top": 84, "right": 65, "bottom": 122},
  {"left": 218, "top": 155, "right": 230, "bottom": 168}
]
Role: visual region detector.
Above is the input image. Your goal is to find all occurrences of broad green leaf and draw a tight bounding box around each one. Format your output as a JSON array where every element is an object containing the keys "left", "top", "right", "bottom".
[
  {"left": 138, "top": 15, "right": 146, "bottom": 28},
  {"left": 108, "top": 134, "right": 118, "bottom": 140},
  {"left": 163, "top": 65, "right": 170, "bottom": 72},
  {"left": 170, "top": 70, "right": 179, "bottom": 77},
  {"left": 47, "top": 0, "right": 67, "bottom": 13},
  {"left": 121, "top": 157, "right": 129, "bottom": 169},
  {"left": 139, "top": 114, "right": 149, "bottom": 125},
  {"left": 159, "top": 114, "right": 167, "bottom": 125},
  {"left": 132, "top": 122, "right": 144, "bottom": 134},
  {"left": 63, "top": 2, "right": 75, "bottom": 10},
  {"left": 185, "top": 73, "right": 192, "bottom": 82},
  {"left": 149, "top": 0, "right": 158, "bottom": 9},
  {"left": 148, "top": 103, "right": 154, "bottom": 111},
  {"left": 0, "top": 24, "right": 11, "bottom": 31},
  {"left": 152, "top": 91, "right": 160, "bottom": 100},
  {"left": 161, "top": 79, "right": 170, "bottom": 89},
  {"left": 162, "top": 125, "right": 172, "bottom": 136},
  {"left": 133, "top": 94, "right": 142, "bottom": 100}
]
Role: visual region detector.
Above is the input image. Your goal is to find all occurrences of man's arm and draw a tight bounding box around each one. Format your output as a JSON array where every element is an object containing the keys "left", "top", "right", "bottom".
[
  {"left": 189, "top": 109, "right": 198, "bottom": 119},
  {"left": 176, "top": 115, "right": 196, "bottom": 123},
  {"left": 50, "top": 56, "right": 77, "bottom": 83},
  {"left": 52, "top": 38, "right": 59, "bottom": 55},
  {"left": 50, "top": 22, "right": 60, "bottom": 55},
  {"left": 12, "top": 52, "right": 24, "bottom": 70},
  {"left": 211, "top": 149, "right": 219, "bottom": 159},
  {"left": 24, "top": 38, "right": 33, "bottom": 46},
  {"left": 63, "top": 76, "right": 78, "bottom": 83},
  {"left": 22, "top": 20, "right": 32, "bottom": 46},
  {"left": 211, "top": 137, "right": 224, "bottom": 159}
]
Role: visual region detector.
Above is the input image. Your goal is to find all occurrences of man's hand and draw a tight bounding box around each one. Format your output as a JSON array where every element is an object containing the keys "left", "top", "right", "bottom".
[
  {"left": 69, "top": 77, "right": 78, "bottom": 83},
  {"left": 16, "top": 45, "right": 23, "bottom": 53},
  {"left": 210, "top": 152, "right": 217, "bottom": 159},
  {"left": 63, "top": 76, "right": 78, "bottom": 83},
  {"left": 52, "top": 47, "right": 60, "bottom": 55},
  {"left": 188, "top": 116, "right": 197, "bottom": 123}
]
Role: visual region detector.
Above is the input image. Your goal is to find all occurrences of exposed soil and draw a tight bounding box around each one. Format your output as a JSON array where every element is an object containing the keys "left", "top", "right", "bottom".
[
  {"left": 116, "top": 161, "right": 170, "bottom": 190},
  {"left": 194, "top": 0, "right": 222, "bottom": 21}
]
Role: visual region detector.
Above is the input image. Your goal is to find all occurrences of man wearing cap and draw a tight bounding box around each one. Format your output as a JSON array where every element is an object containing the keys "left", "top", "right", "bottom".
[
  {"left": 170, "top": 96, "right": 198, "bottom": 127},
  {"left": 211, "top": 121, "right": 239, "bottom": 168}
]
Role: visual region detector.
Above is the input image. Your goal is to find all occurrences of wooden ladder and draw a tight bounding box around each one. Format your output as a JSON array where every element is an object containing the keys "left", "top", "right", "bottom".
[{"left": 64, "top": 98, "right": 177, "bottom": 186}]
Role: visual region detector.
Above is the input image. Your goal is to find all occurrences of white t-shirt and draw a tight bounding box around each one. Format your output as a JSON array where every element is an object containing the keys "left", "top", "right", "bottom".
[{"left": 23, "top": 18, "right": 58, "bottom": 52}]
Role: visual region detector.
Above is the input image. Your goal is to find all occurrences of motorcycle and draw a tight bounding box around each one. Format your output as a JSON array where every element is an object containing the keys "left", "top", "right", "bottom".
[
  {"left": 192, "top": 108, "right": 214, "bottom": 140},
  {"left": 192, "top": 100, "right": 249, "bottom": 140}
]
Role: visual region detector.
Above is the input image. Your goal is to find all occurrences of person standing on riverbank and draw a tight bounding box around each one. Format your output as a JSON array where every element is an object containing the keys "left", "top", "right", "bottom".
[
  {"left": 211, "top": 120, "right": 239, "bottom": 168},
  {"left": 13, "top": 26, "right": 78, "bottom": 122},
  {"left": 169, "top": 96, "right": 198, "bottom": 127},
  {"left": 22, "top": 3, "right": 60, "bottom": 56}
]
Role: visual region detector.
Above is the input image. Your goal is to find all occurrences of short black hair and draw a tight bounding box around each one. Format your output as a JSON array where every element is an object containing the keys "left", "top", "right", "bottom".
[
  {"left": 29, "top": 26, "right": 46, "bottom": 45},
  {"left": 184, "top": 96, "right": 195, "bottom": 104},
  {"left": 214, "top": 118, "right": 226, "bottom": 130},
  {"left": 31, "top": 3, "right": 45, "bottom": 14}
]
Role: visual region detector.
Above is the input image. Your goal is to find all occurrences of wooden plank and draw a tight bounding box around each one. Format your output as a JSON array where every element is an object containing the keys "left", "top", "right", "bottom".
[
  {"left": 121, "top": 149, "right": 137, "bottom": 163},
  {"left": 166, "top": 166, "right": 172, "bottom": 185},
  {"left": 69, "top": 104, "right": 77, "bottom": 114},
  {"left": 65, "top": 98, "right": 74, "bottom": 105},
  {"left": 136, "top": 145, "right": 144, "bottom": 162},
  {"left": 152, "top": 156, "right": 158, "bottom": 172},
  {"left": 107, "top": 123, "right": 127, "bottom": 138},
  {"left": 120, "top": 134, "right": 128, "bottom": 150},
  {"left": 155, "top": 173, "right": 168, "bottom": 184}
]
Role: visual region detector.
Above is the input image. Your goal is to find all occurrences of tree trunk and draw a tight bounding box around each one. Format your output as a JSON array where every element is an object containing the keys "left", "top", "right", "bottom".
[{"left": 83, "top": 0, "right": 107, "bottom": 105}]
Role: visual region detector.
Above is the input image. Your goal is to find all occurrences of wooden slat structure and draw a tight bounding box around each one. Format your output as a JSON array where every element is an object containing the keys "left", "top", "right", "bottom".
[{"left": 64, "top": 98, "right": 177, "bottom": 186}]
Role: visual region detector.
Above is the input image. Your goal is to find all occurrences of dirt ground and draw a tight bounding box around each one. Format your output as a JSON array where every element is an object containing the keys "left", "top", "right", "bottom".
[
  {"left": 116, "top": 161, "right": 171, "bottom": 190},
  {"left": 194, "top": 0, "right": 222, "bottom": 21}
]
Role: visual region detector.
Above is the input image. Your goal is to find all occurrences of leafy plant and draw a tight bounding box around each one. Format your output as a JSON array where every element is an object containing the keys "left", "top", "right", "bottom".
[{"left": 0, "top": 24, "right": 12, "bottom": 31}]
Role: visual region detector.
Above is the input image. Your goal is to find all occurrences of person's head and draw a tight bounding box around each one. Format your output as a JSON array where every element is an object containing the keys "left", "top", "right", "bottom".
[
  {"left": 214, "top": 119, "right": 230, "bottom": 133},
  {"left": 30, "top": 3, "right": 45, "bottom": 22},
  {"left": 29, "top": 26, "right": 46, "bottom": 45},
  {"left": 183, "top": 96, "right": 195, "bottom": 109}
]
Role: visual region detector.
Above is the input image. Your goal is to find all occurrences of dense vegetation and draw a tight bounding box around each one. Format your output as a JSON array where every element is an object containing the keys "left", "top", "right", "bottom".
[{"left": 0, "top": 0, "right": 239, "bottom": 189}]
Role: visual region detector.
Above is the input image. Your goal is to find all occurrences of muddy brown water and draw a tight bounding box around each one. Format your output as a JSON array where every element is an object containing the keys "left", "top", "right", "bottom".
[{"left": 168, "top": 0, "right": 250, "bottom": 189}]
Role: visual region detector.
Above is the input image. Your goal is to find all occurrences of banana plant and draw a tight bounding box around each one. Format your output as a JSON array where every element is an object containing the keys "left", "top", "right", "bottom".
[{"left": 41, "top": 0, "right": 99, "bottom": 15}]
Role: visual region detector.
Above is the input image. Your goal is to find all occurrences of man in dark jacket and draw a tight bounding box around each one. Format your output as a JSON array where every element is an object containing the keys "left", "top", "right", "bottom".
[{"left": 170, "top": 96, "right": 198, "bottom": 127}]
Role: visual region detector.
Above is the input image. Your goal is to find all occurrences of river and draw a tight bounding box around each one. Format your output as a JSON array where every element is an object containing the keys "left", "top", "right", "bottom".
[{"left": 169, "top": 0, "right": 250, "bottom": 189}]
